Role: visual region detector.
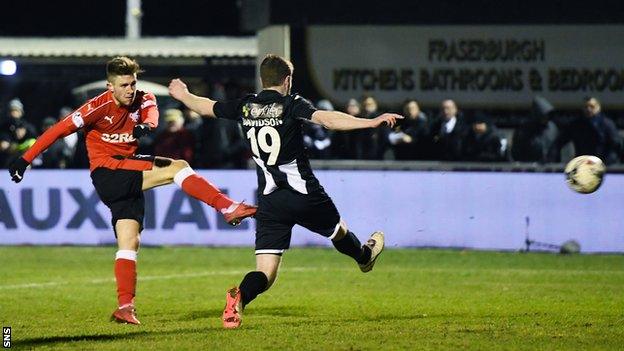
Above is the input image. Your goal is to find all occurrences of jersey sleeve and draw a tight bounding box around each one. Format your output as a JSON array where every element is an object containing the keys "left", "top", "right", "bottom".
[
  {"left": 140, "top": 92, "right": 159, "bottom": 128},
  {"left": 213, "top": 99, "right": 243, "bottom": 120},
  {"left": 291, "top": 95, "right": 317, "bottom": 120},
  {"left": 21, "top": 117, "right": 79, "bottom": 163},
  {"left": 21, "top": 98, "right": 105, "bottom": 163}
]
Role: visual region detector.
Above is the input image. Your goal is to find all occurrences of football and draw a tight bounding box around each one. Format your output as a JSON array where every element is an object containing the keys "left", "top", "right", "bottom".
[{"left": 564, "top": 155, "right": 606, "bottom": 194}]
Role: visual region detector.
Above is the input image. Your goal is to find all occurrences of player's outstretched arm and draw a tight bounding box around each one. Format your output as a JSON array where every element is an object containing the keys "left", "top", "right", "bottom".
[
  {"left": 168, "top": 78, "right": 217, "bottom": 118},
  {"left": 311, "top": 110, "right": 403, "bottom": 131},
  {"left": 8, "top": 117, "right": 77, "bottom": 183}
]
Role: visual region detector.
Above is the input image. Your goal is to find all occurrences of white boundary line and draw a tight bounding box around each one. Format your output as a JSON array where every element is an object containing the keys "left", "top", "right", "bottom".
[
  {"left": 2, "top": 266, "right": 623, "bottom": 290},
  {"left": 0, "top": 267, "right": 321, "bottom": 290}
]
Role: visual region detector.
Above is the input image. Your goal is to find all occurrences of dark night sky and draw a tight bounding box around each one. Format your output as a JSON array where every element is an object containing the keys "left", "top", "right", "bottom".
[
  {"left": 1, "top": 0, "right": 624, "bottom": 38},
  {"left": 0, "top": 0, "right": 244, "bottom": 37},
  {"left": 2, "top": 0, "right": 624, "bottom": 125}
]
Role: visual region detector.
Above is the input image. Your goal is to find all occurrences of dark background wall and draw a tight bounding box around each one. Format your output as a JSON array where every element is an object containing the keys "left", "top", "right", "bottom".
[{"left": 269, "top": 0, "right": 624, "bottom": 26}]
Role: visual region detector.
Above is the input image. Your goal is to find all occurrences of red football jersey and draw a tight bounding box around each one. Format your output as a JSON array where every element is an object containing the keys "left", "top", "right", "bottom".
[{"left": 23, "top": 90, "right": 159, "bottom": 171}]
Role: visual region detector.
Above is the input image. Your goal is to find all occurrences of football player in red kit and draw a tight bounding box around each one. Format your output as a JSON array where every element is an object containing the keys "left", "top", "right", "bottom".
[{"left": 8, "top": 57, "right": 256, "bottom": 325}]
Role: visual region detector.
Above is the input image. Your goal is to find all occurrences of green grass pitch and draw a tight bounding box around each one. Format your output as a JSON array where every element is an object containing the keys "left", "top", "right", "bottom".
[{"left": 0, "top": 246, "right": 623, "bottom": 350}]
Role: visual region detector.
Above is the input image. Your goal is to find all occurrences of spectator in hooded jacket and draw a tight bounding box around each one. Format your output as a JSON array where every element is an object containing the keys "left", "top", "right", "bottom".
[{"left": 512, "top": 96, "right": 560, "bottom": 163}]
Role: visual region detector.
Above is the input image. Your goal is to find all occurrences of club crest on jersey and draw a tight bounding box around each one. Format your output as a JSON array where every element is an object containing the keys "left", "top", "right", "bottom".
[
  {"left": 71, "top": 112, "right": 84, "bottom": 128},
  {"left": 129, "top": 110, "right": 140, "bottom": 123}
]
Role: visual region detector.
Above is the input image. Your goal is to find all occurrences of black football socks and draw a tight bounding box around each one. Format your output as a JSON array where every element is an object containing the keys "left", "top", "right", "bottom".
[
  {"left": 239, "top": 271, "right": 269, "bottom": 307},
  {"left": 332, "top": 231, "right": 372, "bottom": 264}
]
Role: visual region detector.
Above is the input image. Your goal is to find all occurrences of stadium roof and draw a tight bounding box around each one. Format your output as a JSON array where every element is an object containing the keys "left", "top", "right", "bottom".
[{"left": 0, "top": 37, "right": 257, "bottom": 58}]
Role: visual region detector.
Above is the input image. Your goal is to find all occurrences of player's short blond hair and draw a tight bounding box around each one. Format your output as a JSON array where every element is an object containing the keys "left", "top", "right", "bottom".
[
  {"left": 106, "top": 56, "right": 143, "bottom": 81},
  {"left": 260, "top": 54, "right": 293, "bottom": 88}
]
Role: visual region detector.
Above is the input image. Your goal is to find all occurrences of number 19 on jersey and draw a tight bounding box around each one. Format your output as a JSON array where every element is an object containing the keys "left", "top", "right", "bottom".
[{"left": 246, "top": 126, "right": 281, "bottom": 166}]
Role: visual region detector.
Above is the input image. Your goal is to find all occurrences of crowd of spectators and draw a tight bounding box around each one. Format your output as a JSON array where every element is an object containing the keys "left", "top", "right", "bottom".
[
  {"left": 305, "top": 95, "right": 624, "bottom": 165},
  {"left": 1, "top": 93, "right": 623, "bottom": 170}
]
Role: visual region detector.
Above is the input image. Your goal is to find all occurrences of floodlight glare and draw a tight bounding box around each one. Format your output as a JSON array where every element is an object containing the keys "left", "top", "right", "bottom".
[{"left": 0, "top": 60, "right": 17, "bottom": 75}]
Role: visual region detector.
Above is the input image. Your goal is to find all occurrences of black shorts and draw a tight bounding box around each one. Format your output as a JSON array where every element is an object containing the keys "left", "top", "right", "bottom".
[
  {"left": 91, "top": 166, "right": 147, "bottom": 234},
  {"left": 255, "top": 187, "right": 341, "bottom": 254}
]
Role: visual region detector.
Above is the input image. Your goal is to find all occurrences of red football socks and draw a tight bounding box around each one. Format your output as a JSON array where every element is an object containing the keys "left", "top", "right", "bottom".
[
  {"left": 174, "top": 167, "right": 234, "bottom": 212},
  {"left": 115, "top": 250, "right": 137, "bottom": 307}
]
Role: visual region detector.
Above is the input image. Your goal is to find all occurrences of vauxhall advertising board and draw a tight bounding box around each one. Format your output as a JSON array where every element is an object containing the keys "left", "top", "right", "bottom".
[{"left": 1, "top": 170, "right": 623, "bottom": 252}]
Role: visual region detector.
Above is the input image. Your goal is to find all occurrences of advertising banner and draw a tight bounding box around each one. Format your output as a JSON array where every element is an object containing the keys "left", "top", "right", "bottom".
[
  {"left": 1, "top": 170, "right": 623, "bottom": 252},
  {"left": 307, "top": 25, "right": 624, "bottom": 108}
]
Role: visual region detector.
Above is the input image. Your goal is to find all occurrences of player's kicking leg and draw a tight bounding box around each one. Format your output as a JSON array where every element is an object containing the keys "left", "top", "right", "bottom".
[
  {"left": 110, "top": 219, "right": 141, "bottom": 325},
  {"left": 223, "top": 254, "right": 280, "bottom": 329},
  {"left": 295, "top": 189, "right": 384, "bottom": 272},
  {"left": 331, "top": 221, "right": 384, "bottom": 272},
  {"left": 142, "top": 157, "right": 256, "bottom": 225}
]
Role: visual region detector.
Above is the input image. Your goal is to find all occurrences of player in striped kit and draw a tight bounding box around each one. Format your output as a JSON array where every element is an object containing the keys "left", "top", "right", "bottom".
[{"left": 169, "top": 54, "right": 401, "bottom": 329}]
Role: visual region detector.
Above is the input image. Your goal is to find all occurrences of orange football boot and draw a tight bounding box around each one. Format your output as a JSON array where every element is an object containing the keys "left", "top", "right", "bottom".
[
  {"left": 222, "top": 287, "right": 243, "bottom": 329},
  {"left": 111, "top": 304, "right": 141, "bottom": 325},
  {"left": 223, "top": 202, "right": 257, "bottom": 226}
]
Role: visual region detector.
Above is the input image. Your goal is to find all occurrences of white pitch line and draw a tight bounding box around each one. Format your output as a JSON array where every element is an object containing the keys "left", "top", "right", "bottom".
[
  {"left": 0, "top": 282, "right": 61, "bottom": 290},
  {"left": 0, "top": 267, "right": 321, "bottom": 290},
  {"left": 5, "top": 266, "right": 619, "bottom": 291}
]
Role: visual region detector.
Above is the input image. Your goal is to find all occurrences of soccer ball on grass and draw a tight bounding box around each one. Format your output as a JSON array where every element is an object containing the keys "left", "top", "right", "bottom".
[{"left": 564, "top": 155, "right": 606, "bottom": 194}]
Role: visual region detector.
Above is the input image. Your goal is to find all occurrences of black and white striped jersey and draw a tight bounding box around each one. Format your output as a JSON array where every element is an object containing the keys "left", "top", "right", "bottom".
[{"left": 214, "top": 90, "right": 322, "bottom": 195}]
